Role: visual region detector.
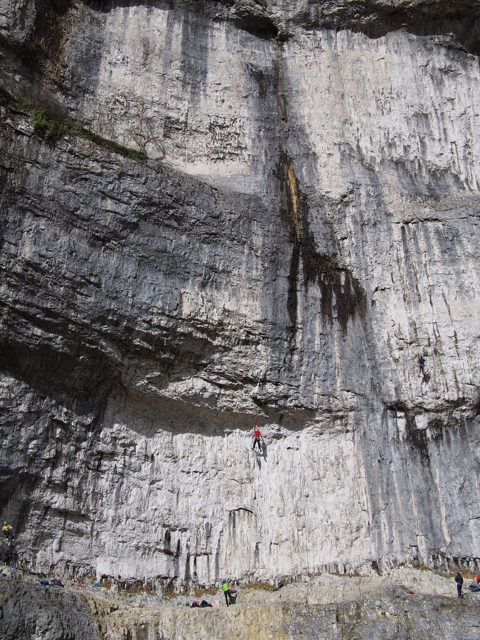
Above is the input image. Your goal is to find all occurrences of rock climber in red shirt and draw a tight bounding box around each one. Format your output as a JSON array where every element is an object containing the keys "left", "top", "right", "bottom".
[{"left": 252, "top": 426, "right": 262, "bottom": 451}]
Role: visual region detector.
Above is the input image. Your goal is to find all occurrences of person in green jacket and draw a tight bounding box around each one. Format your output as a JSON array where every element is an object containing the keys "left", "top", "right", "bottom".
[
  {"left": 222, "top": 579, "right": 233, "bottom": 605},
  {"left": 2, "top": 522, "right": 13, "bottom": 539}
]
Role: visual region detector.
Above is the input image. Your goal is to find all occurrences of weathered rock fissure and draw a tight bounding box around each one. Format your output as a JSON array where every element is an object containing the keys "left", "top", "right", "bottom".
[
  {"left": 278, "top": 148, "right": 366, "bottom": 335},
  {"left": 274, "top": 44, "right": 366, "bottom": 342}
]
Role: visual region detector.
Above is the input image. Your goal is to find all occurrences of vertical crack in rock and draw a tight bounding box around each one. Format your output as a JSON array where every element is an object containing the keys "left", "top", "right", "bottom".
[{"left": 274, "top": 46, "right": 366, "bottom": 340}]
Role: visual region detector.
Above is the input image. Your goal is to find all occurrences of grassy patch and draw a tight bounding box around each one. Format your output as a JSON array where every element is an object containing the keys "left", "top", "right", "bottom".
[
  {"left": 162, "top": 583, "right": 189, "bottom": 599},
  {"left": 22, "top": 102, "right": 147, "bottom": 162},
  {"left": 242, "top": 580, "right": 277, "bottom": 592},
  {"left": 29, "top": 104, "right": 65, "bottom": 140},
  {"left": 193, "top": 586, "right": 218, "bottom": 598}
]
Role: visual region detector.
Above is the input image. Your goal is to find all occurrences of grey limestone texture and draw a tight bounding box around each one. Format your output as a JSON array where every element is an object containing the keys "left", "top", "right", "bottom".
[
  {"left": 0, "top": 0, "right": 480, "bottom": 610},
  {"left": 0, "top": 577, "right": 100, "bottom": 640}
]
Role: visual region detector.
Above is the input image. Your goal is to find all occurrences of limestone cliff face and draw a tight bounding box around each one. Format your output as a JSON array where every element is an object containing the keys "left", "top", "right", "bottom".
[{"left": 0, "top": 0, "right": 480, "bottom": 590}]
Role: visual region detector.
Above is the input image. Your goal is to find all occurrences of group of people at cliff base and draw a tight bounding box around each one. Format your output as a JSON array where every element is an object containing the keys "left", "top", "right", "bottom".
[
  {"left": 2, "top": 522, "right": 13, "bottom": 540},
  {"left": 455, "top": 571, "right": 480, "bottom": 598},
  {"left": 220, "top": 571, "right": 480, "bottom": 607},
  {"left": 188, "top": 580, "right": 237, "bottom": 607},
  {"left": 187, "top": 599, "right": 212, "bottom": 608}
]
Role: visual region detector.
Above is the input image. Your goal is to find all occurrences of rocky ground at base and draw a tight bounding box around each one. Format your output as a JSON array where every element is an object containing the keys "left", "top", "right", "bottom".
[{"left": 1, "top": 564, "right": 480, "bottom": 639}]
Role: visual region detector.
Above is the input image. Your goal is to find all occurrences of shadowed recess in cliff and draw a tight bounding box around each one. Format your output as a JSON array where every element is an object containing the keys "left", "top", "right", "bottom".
[
  {"left": 32, "top": 0, "right": 72, "bottom": 57},
  {"left": 365, "top": 7, "right": 480, "bottom": 55},
  {"left": 283, "top": 0, "right": 480, "bottom": 54},
  {"left": 0, "top": 337, "right": 117, "bottom": 408},
  {"left": 103, "top": 383, "right": 321, "bottom": 440},
  {"left": 278, "top": 152, "right": 366, "bottom": 336},
  {"left": 87, "top": 0, "right": 480, "bottom": 54},
  {"left": 14, "top": 0, "right": 106, "bottom": 97},
  {"left": 16, "top": 0, "right": 77, "bottom": 74},
  {"left": 233, "top": 11, "right": 279, "bottom": 40}
]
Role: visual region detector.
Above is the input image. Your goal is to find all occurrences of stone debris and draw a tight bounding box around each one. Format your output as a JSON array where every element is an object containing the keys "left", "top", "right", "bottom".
[{"left": 1, "top": 565, "right": 480, "bottom": 639}]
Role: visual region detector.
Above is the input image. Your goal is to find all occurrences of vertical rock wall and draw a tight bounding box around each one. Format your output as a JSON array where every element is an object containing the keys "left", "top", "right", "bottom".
[{"left": 0, "top": 0, "right": 479, "bottom": 588}]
